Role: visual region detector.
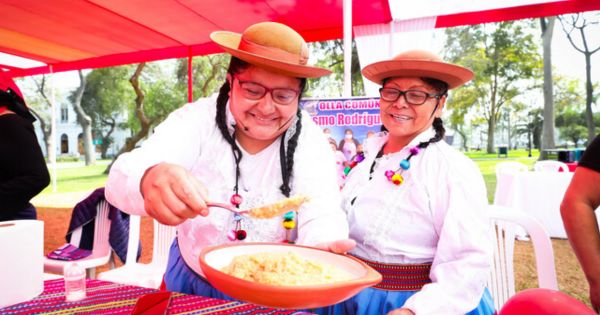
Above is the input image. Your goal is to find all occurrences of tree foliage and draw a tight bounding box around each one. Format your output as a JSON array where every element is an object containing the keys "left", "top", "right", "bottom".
[
  {"left": 558, "top": 12, "right": 600, "bottom": 144},
  {"left": 81, "top": 65, "right": 133, "bottom": 158},
  {"left": 444, "top": 20, "right": 542, "bottom": 153},
  {"left": 308, "top": 39, "right": 363, "bottom": 97}
]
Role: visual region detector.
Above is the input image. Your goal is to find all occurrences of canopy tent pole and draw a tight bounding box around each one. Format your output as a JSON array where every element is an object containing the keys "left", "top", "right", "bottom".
[
  {"left": 187, "top": 47, "right": 193, "bottom": 103},
  {"left": 342, "top": 0, "right": 352, "bottom": 97},
  {"left": 48, "top": 66, "right": 57, "bottom": 192}
]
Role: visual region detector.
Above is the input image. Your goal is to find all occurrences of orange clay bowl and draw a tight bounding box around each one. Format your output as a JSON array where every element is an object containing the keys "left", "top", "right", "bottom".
[{"left": 199, "top": 242, "right": 382, "bottom": 309}]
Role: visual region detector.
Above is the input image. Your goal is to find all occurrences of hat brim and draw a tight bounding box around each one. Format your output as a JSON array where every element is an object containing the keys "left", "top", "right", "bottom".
[
  {"left": 361, "top": 59, "right": 474, "bottom": 89},
  {"left": 211, "top": 31, "right": 331, "bottom": 79}
]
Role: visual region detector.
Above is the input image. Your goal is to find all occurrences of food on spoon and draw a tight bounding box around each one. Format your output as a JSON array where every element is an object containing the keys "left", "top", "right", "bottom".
[{"left": 248, "top": 195, "right": 309, "bottom": 219}]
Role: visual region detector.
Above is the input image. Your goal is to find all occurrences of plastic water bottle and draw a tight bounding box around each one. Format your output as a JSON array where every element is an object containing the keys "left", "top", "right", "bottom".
[{"left": 64, "top": 262, "right": 86, "bottom": 302}]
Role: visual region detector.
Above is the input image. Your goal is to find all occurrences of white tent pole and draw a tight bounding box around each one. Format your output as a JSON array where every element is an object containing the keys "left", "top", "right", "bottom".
[
  {"left": 389, "top": 21, "right": 395, "bottom": 58},
  {"left": 343, "top": 0, "right": 352, "bottom": 97},
  {"left": 49, "top": 66, "right": 57, "bottom": 192}
]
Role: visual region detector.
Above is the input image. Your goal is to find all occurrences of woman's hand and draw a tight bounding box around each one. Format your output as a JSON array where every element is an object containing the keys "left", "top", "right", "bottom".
[
  {"left": 140, "top": 162, "right": 210, "bottom": 225},
  {"left": 387, "top": 308, "right": 416, "bottom": 315},
  {"left": 315, "top": 239, "right": 356, "bottom": 254}
]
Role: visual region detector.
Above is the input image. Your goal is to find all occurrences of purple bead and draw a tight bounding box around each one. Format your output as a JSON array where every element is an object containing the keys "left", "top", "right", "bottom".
[
  {"left": 355, "top": 152, "right": 365, "bottom": 163},
  {"left": 410, "top": 146, "right": 420, "bottom": 155},
  {"left": 385, "top": 170, "right": 395, "bottom": 178}
]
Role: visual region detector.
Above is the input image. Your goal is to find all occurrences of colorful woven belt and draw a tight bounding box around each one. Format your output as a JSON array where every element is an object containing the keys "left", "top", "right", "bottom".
[{"left": 356, "top": 256, "right": 432, "bottom": 291}]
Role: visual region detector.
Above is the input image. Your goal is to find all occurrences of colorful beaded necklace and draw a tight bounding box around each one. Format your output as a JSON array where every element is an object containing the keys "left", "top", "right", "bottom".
[
  {"left": 226, "top": 132, "right": 296, "bottom": 243},
  {"left": 371, "top": 141, "right": 431, "bottom": 185},
  {"left": 345, "top": 139, "right": 433, "bottom": 185}
]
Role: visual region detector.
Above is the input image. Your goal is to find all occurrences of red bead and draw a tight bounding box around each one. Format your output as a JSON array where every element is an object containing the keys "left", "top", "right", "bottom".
[
  {"left": 350, "top": 161, "right": 358, "bottom": 168},
  {"left": 230, "top": 194, "right": 243, "bottom": 206},
  {"left": 236, "top": 230, "right": 247, "bottom": 240}
]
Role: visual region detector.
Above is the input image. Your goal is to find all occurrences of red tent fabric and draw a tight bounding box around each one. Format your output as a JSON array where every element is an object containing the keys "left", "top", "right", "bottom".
[
  {"left": 0, "top": 0, "right": 390, "bottom": 77},
  {"left": 1, "top": 0, "right": 598, "bottom": 78}
]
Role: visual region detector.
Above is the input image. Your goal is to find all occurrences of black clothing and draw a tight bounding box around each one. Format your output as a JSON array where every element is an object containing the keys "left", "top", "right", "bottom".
[
  {"left": 0, "top": 113, "right": 50, "bottom": 221},
  {"left": 579, "top": 134, "right": 600, "bottom": 173}
]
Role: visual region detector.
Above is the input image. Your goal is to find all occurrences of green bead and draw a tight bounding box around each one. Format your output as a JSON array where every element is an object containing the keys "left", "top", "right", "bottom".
[
  {"left": 344, "top": 166, "right": 351, "bottom": 175},
  {"left": 283, "top": 211, "right": 295, "bottom": 220}
]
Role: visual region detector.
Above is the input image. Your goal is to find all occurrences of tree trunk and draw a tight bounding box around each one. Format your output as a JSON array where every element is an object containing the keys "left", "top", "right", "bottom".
[
  {"left": 72, "top": 70, "right": 96, "bottom": 165},
  {"left": 540, "top": 17, "right": 556, "bottom": 159},
  {"left": 105, "top": 63, "right": 154, "bottom": 174},
  {"left": 28, "top": 107, "right": 52, "bottom": 158},
  {"left": 31, "top": 75, "right": 55, "bottom": 160},
  {"left": 100, "top": 117, "right": 116, "bottom": 159},
  {"left": 584, "top": 52, "right": 596, "bottom": 144},
  {"left": 487, "top": 115, "right": 496, "bottom": 154},
  {"left": 457, "top": 129, "right": 468, "bottom": 151}
]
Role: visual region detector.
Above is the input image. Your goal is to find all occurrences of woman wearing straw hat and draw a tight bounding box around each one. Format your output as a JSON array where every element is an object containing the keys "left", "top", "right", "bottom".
[
  {"left": 318, "top": 50, "right": 495, "bottom": 314},
  {"left": 0, "top": 71, "right": 50, "bottom": 222},
  {"left": 105, "top": 22, "right": 354, "bottom": 295}
]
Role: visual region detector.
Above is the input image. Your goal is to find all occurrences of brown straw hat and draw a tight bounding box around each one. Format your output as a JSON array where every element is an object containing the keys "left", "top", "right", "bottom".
[
  {"left": 210, "top": 22, "right": 331, "bottom": 78},
  {"left": 361, "top": 50, "right": 474, "bottom": 89}
]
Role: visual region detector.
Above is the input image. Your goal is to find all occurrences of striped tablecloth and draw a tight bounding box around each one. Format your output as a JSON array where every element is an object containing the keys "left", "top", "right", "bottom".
[{"left": 0, "top": 279, "right": 302, "bottom": 314}]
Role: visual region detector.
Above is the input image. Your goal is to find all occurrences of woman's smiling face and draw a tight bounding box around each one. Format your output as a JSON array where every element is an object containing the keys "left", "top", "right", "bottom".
[
  {"left": 379, "top": 77, "right": 445, "bottom": 147},
  {"left": 228, "top": 65, "right": 302, "bottom": 152}
]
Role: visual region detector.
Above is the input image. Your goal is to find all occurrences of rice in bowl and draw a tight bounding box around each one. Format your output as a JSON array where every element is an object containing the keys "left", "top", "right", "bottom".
[{"left": 221, "top": 251, "right": 352, "bottom": 286}]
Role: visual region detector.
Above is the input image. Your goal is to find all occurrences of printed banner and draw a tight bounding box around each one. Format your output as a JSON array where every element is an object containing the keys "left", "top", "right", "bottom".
[{"left": 301, "top": 96, "right": 382, "bottom": 162}]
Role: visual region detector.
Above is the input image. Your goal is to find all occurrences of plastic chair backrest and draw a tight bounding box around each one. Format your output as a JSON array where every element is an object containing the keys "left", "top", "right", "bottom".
[
  {"left": 123, "top": 215, "right": 141, "bottom": 264},
  {"left": 534, "top": 160, "right": 569, "bottom": 172},
  {"left": 91, "top": 200, "right": 111, "bottom": 255},
  {"left": 152, "top": 219, "right": 176, "bottom": 267},
  {"left": 44, "top": 199, "right": 113, "bottom": 279},
  {"left": 495, "top": 161, "right": 528, "bottom": 177},
  {"left": 486, "top": 205, "right": 558, "bottom": 310}
]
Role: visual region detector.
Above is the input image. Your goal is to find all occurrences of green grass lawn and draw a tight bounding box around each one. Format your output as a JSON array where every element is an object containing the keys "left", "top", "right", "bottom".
[
  {"left": 41, "top": 148, "right": 542, "bottom": 203},
  {"left": 41, "top": 161, "right": 110, "bottom": 194}
]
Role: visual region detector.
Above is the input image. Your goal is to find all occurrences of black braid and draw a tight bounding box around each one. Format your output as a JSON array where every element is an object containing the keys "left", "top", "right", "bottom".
[
  {"left": 430, "top": 117, "right": 445, "bottom": 143},
  {"left": 279, "top": 109, "right": 303, "bottom": 197}
]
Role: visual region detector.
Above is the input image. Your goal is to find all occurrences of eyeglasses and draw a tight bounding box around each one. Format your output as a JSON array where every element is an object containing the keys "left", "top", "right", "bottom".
[
  {"left": 379, "top": 87, "right": 441, "bottom": 105},
  {"left": 235, "top": 77, "right": 300, "bottom": 105}
]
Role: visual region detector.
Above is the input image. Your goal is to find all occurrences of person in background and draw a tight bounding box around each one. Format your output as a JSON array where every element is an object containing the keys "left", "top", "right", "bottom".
[
  {"left": 561, "top": 133, "right": 600, "bottom": 314},
  {"left": 338, "top": 128, "right": 360, "bottom": 162},
  {"left": 105, "top": 22, "right": 354, "bottom": 297},
  {"left": 317, "top": 50, "right": 494, "bottom": 315},
  {"left": 366, "top": 130, "right": 375, "bottom": 139},
  {"left": 0, "top": 71, "right": 50, "bottom": 222},
  {"left": 329, "top": 137, "right": 348, "bottom": 188}
]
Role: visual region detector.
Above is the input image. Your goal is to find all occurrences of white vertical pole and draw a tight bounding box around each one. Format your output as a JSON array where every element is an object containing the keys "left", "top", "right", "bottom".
[
  {"left": 389, "top": 21, "right": 395, "bottom": 58},
  {"left": 49, "top": 67, "right": 57, "bottom": 192},
  {"left": 343, "top": 0, "right": 352, "bottom": 97}
]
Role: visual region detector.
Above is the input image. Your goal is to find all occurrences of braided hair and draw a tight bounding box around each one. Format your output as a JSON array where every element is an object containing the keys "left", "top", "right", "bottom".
[{"left": 215, "top": 57, "right": 307, "bottom": 197}]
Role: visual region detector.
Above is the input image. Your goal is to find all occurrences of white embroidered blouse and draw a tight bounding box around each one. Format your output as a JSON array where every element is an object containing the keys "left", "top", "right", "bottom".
[
  {"left": 105, "top": 95, "right": 348, "bottom": 276},
  {"left": 343, "top": 129, "right": 492, "bottom": 315}
]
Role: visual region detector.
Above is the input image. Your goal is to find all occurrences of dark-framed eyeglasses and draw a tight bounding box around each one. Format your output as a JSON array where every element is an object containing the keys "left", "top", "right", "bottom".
[
  {"left": 235, "top": 77, "right": 300, "bottom": 105},
  {"left": 379, "top": 87, "right": 442, "bottom": 105}
]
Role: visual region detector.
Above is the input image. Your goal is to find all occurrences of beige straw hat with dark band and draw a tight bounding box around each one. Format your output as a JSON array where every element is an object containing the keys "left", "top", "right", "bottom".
[
  {"left": 362, "top": 50, "right": 474, "bottom": 89},
  {"left": 211, "top": 22, "right": 331, "bottom": 78}
]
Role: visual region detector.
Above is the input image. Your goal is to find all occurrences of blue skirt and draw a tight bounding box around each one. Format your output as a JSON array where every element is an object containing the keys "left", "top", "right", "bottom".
[
  {"left": 164, "top": 239, "right": 232, "bottom": 299},
  {"left": 311, "top": 286, "right": 496, "bottom": 315}
]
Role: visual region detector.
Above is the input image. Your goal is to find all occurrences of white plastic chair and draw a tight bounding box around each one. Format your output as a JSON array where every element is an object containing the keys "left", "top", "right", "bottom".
[
  {"left": 534, "top": 160, "right": 569, "bottom": 172},
  {"left": 44, "top": 200, "right": 114, "bottom": 279},
  {"left": 486, "top": 205, "right": 558, "bottom": 310},
  {"left": 97, "top": 216, "right": 176, "bottom": 289},
  {"left": 495, "top": 161, "right": 528, "bottom": 177}
]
